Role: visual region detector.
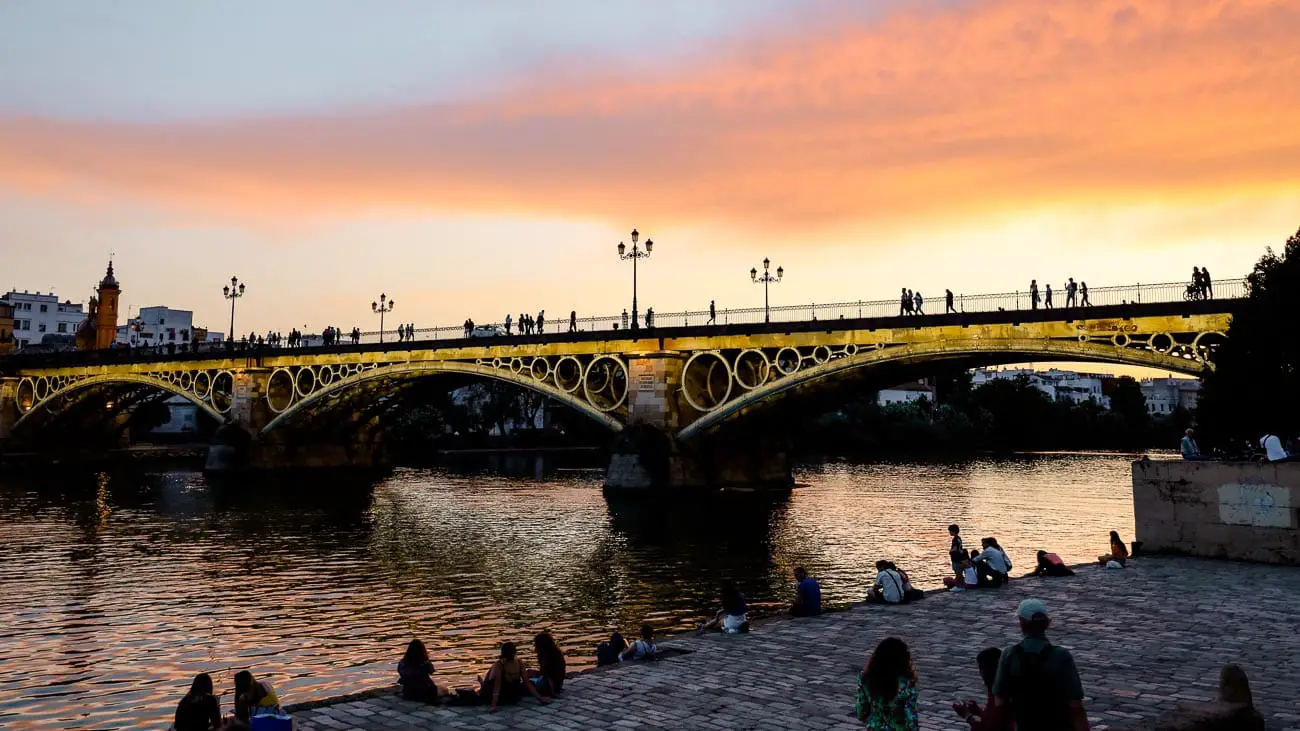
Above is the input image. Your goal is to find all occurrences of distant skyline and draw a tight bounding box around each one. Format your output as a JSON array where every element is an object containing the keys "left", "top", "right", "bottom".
[{"left": 2, "top": 0, "right": 1297, "bottom": 346}]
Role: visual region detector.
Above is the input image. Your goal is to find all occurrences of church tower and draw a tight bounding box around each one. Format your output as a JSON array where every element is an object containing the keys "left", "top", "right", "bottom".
[{"left": 95, "top": 259, "right": 120, "bottom": 349}]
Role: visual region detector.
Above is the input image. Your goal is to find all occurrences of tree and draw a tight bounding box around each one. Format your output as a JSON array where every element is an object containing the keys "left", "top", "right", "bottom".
[{"left": 1197, "top": 226, "right": 1300, "bottom": 446}]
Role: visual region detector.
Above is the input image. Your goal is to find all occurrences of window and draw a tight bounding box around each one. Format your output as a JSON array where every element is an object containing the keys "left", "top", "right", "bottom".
[
  {"left": 57, "top": 323, "right": 67, "bottom": 333},
  {"left": 37, "top": 323, "right": 46, "bottom": 333},
  {"left": 39, "top": 304, "right": 48, "bottom": 313},
  {"left": 19, "top": 319, "right": 29, "bottom": 330},
  {"left": 22, "top": 302, "right": 31, "bottom": 311}
]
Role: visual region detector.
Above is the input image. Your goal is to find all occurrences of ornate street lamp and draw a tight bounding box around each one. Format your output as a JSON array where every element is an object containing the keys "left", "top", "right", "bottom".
[
  {"left": 751, "top": 258, "right": 783, "bottom": 323},
  {"left": 617, "top": 228, "right": 653, "bottom": 330},
  {"left": 222, "top": 276, "right": 245, "bottom": 339},
  {"left": 372, "top": 293, "right": 395, "bottom": 343}
]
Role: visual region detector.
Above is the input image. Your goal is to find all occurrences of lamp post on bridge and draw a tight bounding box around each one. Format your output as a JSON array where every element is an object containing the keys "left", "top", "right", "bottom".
[
  {"left": 617, "top": 229, "right": 652, "bottom": 330},
  {"left": 751, "top": 258, "right": 783, "bottom": 323},
  {"left": 372, "top": 293, "right": 395, "bottom": 343},
  {"left": 222, "top": 276, "right": 245, "bottom": 340}
]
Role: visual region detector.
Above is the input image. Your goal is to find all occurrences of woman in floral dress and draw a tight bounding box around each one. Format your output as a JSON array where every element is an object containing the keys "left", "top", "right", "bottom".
[{"left": 856, "top": 637, "right": 919, "bottom": 729}]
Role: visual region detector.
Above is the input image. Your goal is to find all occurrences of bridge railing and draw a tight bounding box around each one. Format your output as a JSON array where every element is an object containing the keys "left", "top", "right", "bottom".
[{"left": 353, "top": 277, "right": 1246, "bottom": 343}]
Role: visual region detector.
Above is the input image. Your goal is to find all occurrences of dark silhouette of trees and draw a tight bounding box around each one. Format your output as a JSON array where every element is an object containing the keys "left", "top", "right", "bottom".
[{"left": 1197, "top": 226, "right": 1300, "bottom": 447}]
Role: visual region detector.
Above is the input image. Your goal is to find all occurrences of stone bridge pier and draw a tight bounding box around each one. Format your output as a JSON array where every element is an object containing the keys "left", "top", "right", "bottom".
[{"left": 604, "top": 353, "right": 793, "bottom": 490}]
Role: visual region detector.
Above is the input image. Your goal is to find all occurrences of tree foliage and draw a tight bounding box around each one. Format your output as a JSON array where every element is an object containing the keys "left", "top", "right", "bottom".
[{"left": 1197, "top": 226, "right": 1300, "bottom": 446}]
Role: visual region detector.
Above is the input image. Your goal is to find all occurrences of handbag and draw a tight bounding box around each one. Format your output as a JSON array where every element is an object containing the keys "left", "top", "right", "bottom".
[{"left": 249, "top": 713, "right": 294, "bottom": 731}]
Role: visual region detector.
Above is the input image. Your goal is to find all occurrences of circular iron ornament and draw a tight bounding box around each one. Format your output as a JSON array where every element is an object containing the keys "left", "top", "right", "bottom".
[
  {"left": 178, "top": 372, "right": 194, "bottom": 391},
  {"left": 193, "top": 371, "right": 213, "bottom": 400},
  {"left": 294, "top": 367, "right": 317, "bottom": 398},
  {"left": 15, "top": 377, "right": 37, "bottom": 412},
  {"left": 530, "top": 357, "right": 551, "bottom": 381},
  {"left": 1111, "top": 333, "right": 1130, "bottom": 348},
  {"left": 492, "top": 358, "right": 503, "bottom": 369},
  {"left": 266, "top": 368, "right": 297, "bottom": 413},
  {"left": 554, "top": 356, "right": 584, "bottom": 393},
  {"left": 1192, "top": 331, "right": 1227, "bottom": 364},
  {"left": 812, "top": 345, "right": 833, "bottom": 364},
  {"left": 210, "top": 371, "right": 236, "bottom": 414},
  {"left": 582, "top": 355, "right": 629, "bottom": 413},
  {"left": 775, "top": 346, "right": 802, "bottom": 376},
  {"left": 33, "top": 376, "right": 50, "bottom": 402},
  {"left": 509, "top": 358, "right": 524, "bottom": 375},
  {"left": 843, "top": 343, "right": 860, "bottom": 357},
  {"left": 681, "top": 351, "right": 733, "bottom": 413},
  {"left": 1149, "top": 332, "right": 1175, "bottom": 354},
  {"left": 1077, "top": 333, "right": 1090, "bottom": 343},
  {"left": 733, "top": 349, "right": 771, "bottom": 391},
  {"left": 318, "top": 366, "right": 334, "bottom": 386}
]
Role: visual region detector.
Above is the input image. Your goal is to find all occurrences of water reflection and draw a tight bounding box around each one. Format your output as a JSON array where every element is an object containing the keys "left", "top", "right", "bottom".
[{"left": 0, "top": 454, "right": 1138, "bottom": 730}]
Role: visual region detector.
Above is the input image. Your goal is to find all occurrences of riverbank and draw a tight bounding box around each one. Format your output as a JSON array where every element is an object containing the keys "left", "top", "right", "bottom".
[{"left": 288, "top": 556, "right": 1300, "bottom": 730}]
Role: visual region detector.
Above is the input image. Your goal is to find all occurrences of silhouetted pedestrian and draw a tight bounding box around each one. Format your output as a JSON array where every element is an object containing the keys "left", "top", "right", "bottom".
[
  {"left": 945, "top": 289, "right": 955, "bottom": 314},
  {"left": 504, "top": 314, "right": 512, "bottom": 334},
  {"left": 1202, "top": 267, "right": 1213, "bottom": 298},
  {"left": 1030, "top": 280, "right": 1040, "bottom": 310},
  {"left": 537, "top": 310, "right": 545, "bottom": 334},
  {"left": 899, "top": 288, "right": 909, "bottom": 316},
  {"left": 645, "top": 308, "right": 655, "bottom": 328},
  {"left": 1044, "top": 284, "right": 1053, "bottom": 309},
  {"left": 708, "top": 300, "right": 716, "bottom": 325},
  {"left": 569, "top": 310, "right": 577, "bottom": 333},
  {"left": 913, "top": 291, "right": 924, "bottom": 315},
  {"left": 1066, "top": 278, "right": 1077, "bottom": 307},
  {"left": 1080, "top": 282, "right": 1090, "bottom": 306}
]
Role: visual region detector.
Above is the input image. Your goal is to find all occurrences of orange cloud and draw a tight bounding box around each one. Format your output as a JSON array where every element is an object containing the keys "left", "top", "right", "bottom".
[{"left": 0, "top": 0, "right": 1297, "bottom": 231}]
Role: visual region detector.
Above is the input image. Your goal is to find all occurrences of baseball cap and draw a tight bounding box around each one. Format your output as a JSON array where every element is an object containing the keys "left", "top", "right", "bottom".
[{"left": 1017, "top": 598, "right": 1049, "bottom": 620}]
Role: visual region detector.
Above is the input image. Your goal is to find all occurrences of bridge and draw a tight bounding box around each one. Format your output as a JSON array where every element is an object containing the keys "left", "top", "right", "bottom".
[{"left": 0, "top": 279, "right": 1243, "bottom": 488}]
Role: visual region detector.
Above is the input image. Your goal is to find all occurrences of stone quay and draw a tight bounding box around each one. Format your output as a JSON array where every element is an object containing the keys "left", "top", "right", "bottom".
[{"left": 288, "top": 556, "right": 1300, "bottom": 730}]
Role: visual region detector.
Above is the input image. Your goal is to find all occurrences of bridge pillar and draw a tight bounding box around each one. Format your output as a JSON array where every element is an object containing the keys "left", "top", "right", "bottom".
[
  {"left": 0, "top": 377, "right": 17, "bottom": 443},
  {"left": 605, "top": 354, "right": 792, "bottom": 491}
]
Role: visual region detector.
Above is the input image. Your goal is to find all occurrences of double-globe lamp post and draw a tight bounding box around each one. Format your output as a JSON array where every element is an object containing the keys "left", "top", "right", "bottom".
[
  {"left": 372, "top": 293, "right": 395, "bottom": 343},
  {"left": 751, "top": 258, "right": 783, "bottom": 323},
  {"left": 222, "top": 276, "right": 245, "bottom": 339},
  {"left": 617, "top": 229, "right": 653, "bottom": 330}
]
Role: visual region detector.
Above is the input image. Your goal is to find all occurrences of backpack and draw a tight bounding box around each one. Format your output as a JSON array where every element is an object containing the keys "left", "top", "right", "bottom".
[{"left": 1007, "top": 643, "right": 1072, "bottom": 730}]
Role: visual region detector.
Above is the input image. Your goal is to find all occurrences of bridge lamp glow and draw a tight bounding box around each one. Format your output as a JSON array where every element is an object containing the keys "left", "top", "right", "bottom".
[
  {"left": 752, "top": 258, "right": 783, "bottom": 323},
  {"left": 617, "top": 228, "right": 653, "bottom": 330}
]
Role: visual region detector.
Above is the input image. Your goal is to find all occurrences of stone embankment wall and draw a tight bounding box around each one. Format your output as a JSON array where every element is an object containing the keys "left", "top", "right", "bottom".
[{"left": 1133, "top": 460, "right": 1300, "bottom": 563}]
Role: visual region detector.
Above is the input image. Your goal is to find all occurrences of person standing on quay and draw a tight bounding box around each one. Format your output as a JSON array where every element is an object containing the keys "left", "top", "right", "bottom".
[
  {"left": 1030, "top": 280, "right": 1040, "bottom": 310},
  {"left": 993, "top": 599, "right": 1090, "bottom": 731}
]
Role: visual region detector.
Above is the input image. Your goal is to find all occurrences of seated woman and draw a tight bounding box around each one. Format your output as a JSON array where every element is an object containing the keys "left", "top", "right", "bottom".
[
  {"left": 480, "top": 641, "right": 549, "bottom": 712},
  {"left": 699, "top": 583, "right": 749, "bottom": 633},
  {"left": 620, "top": 624, "right": 658, "bottom": 662},
  {"left": 1032, "top": 550, "right": 1075, "bottom": 577},
  {"left": 173, "top": 673, "right": 222, "bottom": 731},
  {"left": 233, "top": 670, "right": 283, "bottom": 721},
  {"left": 1098, "top": 530, "right": 1130, "bottom": 568},
  {"left": 529, "top": 632, "right": 566, "bottom": 698},
  {"left": 866, "top": 560, "right": 906, "bottom": 604},
  {"left": 856, "top": 637, "right": 919, "bottom": 729},
  {"left": 398, "top": 639, "right": 450, "bottom": 703},
  {"left": 595, "top": 632, "right": 627, "bottom": 667},
  {"left": 943, "top": 556, "right": 980, "bottom": 591},
  {"left": 891, "top": 563, "right": 926, "bottom": 602}
]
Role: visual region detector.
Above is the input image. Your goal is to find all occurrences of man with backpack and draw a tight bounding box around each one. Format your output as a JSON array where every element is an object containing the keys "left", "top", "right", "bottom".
[{"left": 993, "top": 599, "right": 1090, "bottom": 730}]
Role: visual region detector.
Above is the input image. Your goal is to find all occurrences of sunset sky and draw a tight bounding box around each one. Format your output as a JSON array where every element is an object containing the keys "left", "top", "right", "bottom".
[{"left": 2, "top": 0, "right": 1298, "bottom": 340}]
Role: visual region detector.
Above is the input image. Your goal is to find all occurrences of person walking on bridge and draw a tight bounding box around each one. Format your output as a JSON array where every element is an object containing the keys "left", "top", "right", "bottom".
[
  {"left": 1202, "top": 267, "right": 1213, "bottom": 299},
  {"left": 504, "top": 314, "right": 512, "bottom": 335},
  {"left": 1065, "top": 278, "right": 1077, "bottom": 307},
  {"left": 645, "top": 308, "right": 655, "bottom": 328},
  {"left": 913, "top": 291, "right": 924, "bottom": 316},
  {"left": 537, "top": 310, "right": 545, "bottom": 334},
  {"left": 708, "top": 300, "right": 716, "bottom": 325},
  {"left": 569, "top": 310, "right": 577, "bottom": 333},
  {"left": 1079, "top": 282, "right": 1090, "bottom": 306},
  {"left": 1030, "top": 280, "right": 1040, "bottom": 310},
  {"left": 1044, "top": 284, "right": 1053, "bottom": 309},
  {"left": 946, "top": 289, "right": 955, "bottom": 314}
]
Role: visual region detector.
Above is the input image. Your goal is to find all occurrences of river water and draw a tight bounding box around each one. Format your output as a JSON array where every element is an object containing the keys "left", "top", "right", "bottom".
[{"left": 0, "top": 454, "right": 1140, "bottom": 729}]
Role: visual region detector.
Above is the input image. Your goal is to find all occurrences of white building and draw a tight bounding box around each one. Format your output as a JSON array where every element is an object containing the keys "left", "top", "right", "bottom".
[
  {"left": 116, "top": 306, "right": 194, "bottom": 348},
  {"left": 1140, "top": 377, "right": 1200, "bottom": 415},
  {"left": 151, "top": 395, "right": 200, "bottom": 434},
  {"left": 878, "top": 381, "right": 936, "bottom": 407},
  {"left": 970, "top": 367, "right": 1111, "bottom": 408},
  {"left": 1, "top": 290, "right": 85, "bottom": 349}
]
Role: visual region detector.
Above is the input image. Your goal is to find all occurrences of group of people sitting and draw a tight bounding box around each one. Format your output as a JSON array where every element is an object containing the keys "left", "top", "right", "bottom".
[
  {"left": 172, "top": 670, "right": 283, "bottom": 731},
  {"left": 395, "top": 632, "right": 569, "bottom": 713}
]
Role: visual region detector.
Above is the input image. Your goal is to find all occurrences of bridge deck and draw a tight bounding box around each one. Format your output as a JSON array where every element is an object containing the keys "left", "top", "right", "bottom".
[{"left": 0, "top": 298, "right": 1240, "bottom": 374}]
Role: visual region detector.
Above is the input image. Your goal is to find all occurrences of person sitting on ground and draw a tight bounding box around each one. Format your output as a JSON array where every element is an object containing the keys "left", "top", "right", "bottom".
[
  {"left": 1260, "top": 431, "right": 1290, "bottom": 462},
  {"left": 1181, "top": 428, "right": 1206, "bottom": 460},
  {"left": 397, "top": 639, "right": 449, "bottom": 703},
  {"left": 699, "top": 582, "right": 749, "bottom": 633},
  {"left": 944, "top": 555, "right": 979, "bottom": 591},
  {"left": 952, "top": 648, "right": 1011, "bottom": 730},
  {"left": 173, "top": 673, "right": 222, "bottom": 731},
  {"left": 1033, "top": 550, "right": 1075, "bottom": 577},
  {"left": 993, "top": 599, "right": 1090, "bottom": 731},
  {"left": 530, "top": 632, "right": 566, "bottom": 698},
  {"left": 479, "top": 641, "right": 549, "bottom": 712},
  {"left": 620, "top": 623, "right": 658, "bottom": 662},
  {"left": 972, "top": 539, "right": 1011, "bottom": 587},
  {"left": 1098, "top": 530, "right": 1129, "bottom": 568},
  {"left": 890, "top": 562, "right": 926, "bottom": 602},
  {"left": 856, "top": 636, "right": 919, "bottom": 730},
  {"left": 866, "top": 560, "right": 907, "bottom": 604},
  {"left": 595, "top": 632, "right": 627, "bottom": 667},
  {"left": 790, "top": 567, "right": 822, "bottom": 617},
  {"left": 231, "top": 670, "right": 282, "bottom": 722}
]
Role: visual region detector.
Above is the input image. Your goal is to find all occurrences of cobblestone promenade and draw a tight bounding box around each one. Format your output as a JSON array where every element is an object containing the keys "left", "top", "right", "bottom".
[{"left": 291, "top": 557, "right": 1300, "bottom": 730}]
